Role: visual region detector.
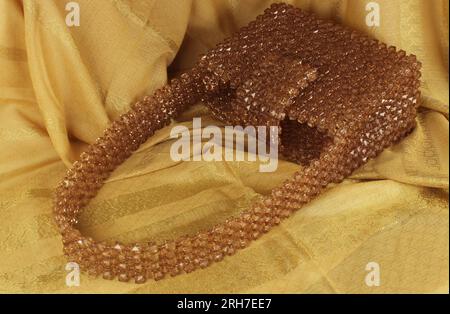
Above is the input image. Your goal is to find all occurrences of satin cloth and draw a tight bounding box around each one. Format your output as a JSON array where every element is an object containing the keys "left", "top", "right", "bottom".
[{"left": 0, "top": 0, "right": 448, "bottom": 293}]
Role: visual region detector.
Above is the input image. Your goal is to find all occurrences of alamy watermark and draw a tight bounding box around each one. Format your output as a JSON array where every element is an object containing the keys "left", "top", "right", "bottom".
[
  {"left": 365, "top": 2, "right": 380, "bottom": 27},
  {"left": 65, "top": 1, "right": 80, "bottom": 27},
  {"left": 365, "top": 261, "right": 381, "bottom": 287},
  {"left": 170, "top": 118, "right": 279, "bottom": 172},
  {"left": 65, "top": 262, "right": 80, "bottom": 287}
]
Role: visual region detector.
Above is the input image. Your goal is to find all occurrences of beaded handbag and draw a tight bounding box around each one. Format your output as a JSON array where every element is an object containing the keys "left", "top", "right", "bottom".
[{"left": 54, "top": 3, "right": 421, "bottom": 283}]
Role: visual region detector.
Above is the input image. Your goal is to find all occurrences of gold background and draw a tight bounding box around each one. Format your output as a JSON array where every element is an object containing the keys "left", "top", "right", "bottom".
[{"left": 0, "top": 0, "right": 448, "bottom": 293}]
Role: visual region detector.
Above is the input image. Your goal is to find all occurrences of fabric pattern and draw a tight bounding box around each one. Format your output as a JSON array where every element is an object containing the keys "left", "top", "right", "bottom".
[{"left": 0, "top": 0, "right": 448, "bottom": 293}]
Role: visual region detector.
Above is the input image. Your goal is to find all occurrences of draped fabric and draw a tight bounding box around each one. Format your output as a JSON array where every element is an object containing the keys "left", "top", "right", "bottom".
[{"left": 0, "top": 0, "right": 448, "bottom": 293}]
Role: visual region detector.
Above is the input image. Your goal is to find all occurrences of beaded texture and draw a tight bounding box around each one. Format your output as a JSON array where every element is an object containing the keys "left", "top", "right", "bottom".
[{"left": 54, "top": 3, "right": 421, "bottom": 284}]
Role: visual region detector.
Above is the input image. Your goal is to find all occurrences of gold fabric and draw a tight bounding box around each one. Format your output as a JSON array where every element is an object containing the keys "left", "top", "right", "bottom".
[{"left": 0, "top": 0, "right": 448, "bottom": 293}]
